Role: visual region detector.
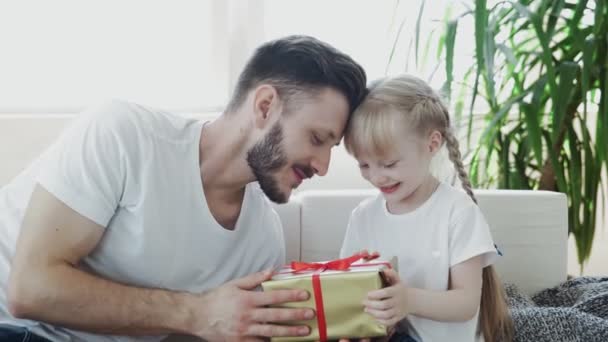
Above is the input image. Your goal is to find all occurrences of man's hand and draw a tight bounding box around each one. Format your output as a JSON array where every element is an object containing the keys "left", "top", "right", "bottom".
[
  {"left": 363, "top": 269, "right": 411, "bottom": 327},
  {"left": 193, "top": 270, "right": 314, "bottom": 341}
]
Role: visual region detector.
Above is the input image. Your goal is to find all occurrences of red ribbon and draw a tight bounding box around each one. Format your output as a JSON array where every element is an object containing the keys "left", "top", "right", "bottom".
[
  {"left": 282, "top": 252, "right": 385, "bottom": 342},
  {"left": 290, "top": 252, "right": 374, "bottom": 273},
  {"left": 311, "top": 273, "right": 327, "bottom": 341}
]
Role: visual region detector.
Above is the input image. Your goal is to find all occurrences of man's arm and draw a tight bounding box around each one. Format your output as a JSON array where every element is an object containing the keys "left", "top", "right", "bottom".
[{"left": 8, "top": 185, "right": 313, "bottom": 340}]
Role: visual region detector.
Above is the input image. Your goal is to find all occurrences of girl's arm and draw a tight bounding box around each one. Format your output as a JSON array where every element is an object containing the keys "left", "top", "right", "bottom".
[
  {"left": 407, "top": 255, "right": 483, "bottom": 321},
  {"left": 364, "top": 255, "right": 483, "bottom": 325}
]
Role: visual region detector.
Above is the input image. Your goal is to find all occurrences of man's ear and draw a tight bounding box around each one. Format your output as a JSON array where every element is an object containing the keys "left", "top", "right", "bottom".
[
  {"left": 428, "top": 130, "right": 443, "bottom": 154},
  {"left": 252, "top": 84, "right": 280, "bottom": 129}
]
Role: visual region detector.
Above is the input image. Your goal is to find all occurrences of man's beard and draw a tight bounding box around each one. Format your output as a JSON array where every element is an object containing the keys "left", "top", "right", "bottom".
[
  {"left": 246, "top": 122, "right": 290, "bottom": 203},
  {"left": 247, "top": 123, "right": 315, "bottom": 203}
]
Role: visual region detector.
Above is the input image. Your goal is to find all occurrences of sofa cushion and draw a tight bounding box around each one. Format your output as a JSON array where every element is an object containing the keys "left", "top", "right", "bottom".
[{"left": 272, "top": 197, "right": 301, "bottom": 263}]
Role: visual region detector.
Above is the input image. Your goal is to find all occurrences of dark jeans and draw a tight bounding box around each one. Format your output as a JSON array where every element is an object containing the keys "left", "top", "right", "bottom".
[
  {"left": 0, "top": 324, "right": 53, "bottom": 342},
  {"left": 388, "top": 332, "right": 419, "bottom": 342}
]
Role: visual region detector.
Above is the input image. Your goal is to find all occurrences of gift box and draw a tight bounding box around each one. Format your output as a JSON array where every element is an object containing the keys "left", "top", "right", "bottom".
[{"left": 262, "top": 254, "right": 391, "bottom": 342}]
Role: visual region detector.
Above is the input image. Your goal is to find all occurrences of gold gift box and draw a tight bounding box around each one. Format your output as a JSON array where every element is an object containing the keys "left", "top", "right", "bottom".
[{"left": 262, "top": 257, "right": 390, "bottom": 342}]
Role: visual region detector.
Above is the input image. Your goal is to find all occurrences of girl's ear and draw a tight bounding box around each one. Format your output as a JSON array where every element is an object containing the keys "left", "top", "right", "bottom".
[{"left": 428, "top": 130, "right": 443, "bottom": 154}]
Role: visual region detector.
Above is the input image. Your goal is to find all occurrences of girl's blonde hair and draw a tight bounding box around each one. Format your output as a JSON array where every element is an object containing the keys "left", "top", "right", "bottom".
[{"left": 345, "top": 74, "right": 513, "bottom": 342}]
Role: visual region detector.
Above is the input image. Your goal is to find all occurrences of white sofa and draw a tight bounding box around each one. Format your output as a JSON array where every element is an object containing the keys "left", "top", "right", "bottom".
[
  {"left": 167, "top": 189, "right": 568, "bottom": 341},
  {"left": 274, "top": 189, "right": 568, "bottom": 297}
]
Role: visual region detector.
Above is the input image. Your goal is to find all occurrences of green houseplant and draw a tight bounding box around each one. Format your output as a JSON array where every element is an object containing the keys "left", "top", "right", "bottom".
[
  {"left": 388, "top": 0, "right": 607, "bottom": 271},
  {"left": 441, "top": 0, "right": 607, "bottom": 271}
]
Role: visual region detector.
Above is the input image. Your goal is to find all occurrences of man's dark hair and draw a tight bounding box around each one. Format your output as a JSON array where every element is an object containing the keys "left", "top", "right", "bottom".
[{"left": 226, "top": 35, "right": 367, "bottom": 114}]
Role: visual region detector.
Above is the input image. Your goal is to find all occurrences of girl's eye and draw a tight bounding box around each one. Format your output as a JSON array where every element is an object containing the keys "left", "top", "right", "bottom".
[
  {"left": 358, "top": 163, "right": 369, "bottom": 169},
  {"left": 384, "top": 161, "right": 397, "bottom": 168},
  {"left": 311, "top": 134, "right": 323, "bottom": 146}
]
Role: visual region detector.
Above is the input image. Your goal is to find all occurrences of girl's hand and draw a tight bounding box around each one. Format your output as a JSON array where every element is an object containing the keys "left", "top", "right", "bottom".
[{"left": 363, "top": 269, "right": 412, "bottom": 326}]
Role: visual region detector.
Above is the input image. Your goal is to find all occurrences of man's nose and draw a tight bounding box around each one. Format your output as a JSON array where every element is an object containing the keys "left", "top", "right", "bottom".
[{"left": 311, "top": 147, "right": 331, "bottom": 176}]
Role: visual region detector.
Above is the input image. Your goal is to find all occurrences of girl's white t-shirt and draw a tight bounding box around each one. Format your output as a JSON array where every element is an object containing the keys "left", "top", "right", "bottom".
[{"left": 340, "top": 183, "right": 498, "bottom": 342}]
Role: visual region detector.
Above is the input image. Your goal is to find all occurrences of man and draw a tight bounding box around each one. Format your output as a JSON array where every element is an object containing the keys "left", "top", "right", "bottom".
[{"left": 0, "top": 35, "right": 367, "bottom": 341}]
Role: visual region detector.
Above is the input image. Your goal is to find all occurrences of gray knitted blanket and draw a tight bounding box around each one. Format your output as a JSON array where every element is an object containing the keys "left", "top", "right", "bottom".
[{"left": 506, "top": 277, "right": 608, "bottom": 342}]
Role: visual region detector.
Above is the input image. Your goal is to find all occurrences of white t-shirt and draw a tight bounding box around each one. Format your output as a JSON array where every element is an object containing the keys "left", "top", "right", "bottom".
[
  {"left": 0, "top": 100, "right": 286, "bottom": 342},
  {"left": 340, "top": 183, "right": 498, "bottom": 342}
]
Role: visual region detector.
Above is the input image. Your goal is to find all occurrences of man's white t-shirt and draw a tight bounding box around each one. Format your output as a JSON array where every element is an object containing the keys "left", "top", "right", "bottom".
[
  {"left": 0, "top": 100, "right": 286, "bottom": 341},
  {"left": 340, "top": 183, "right": 498, "bottom": 342}
]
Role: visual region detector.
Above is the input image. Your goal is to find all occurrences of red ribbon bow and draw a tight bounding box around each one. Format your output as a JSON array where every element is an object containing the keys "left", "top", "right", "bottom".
[{"left": 289, "top": 251, "right": 378, "bottom": 273}]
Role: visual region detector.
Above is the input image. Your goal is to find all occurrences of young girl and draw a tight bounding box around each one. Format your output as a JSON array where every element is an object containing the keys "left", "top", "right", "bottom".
[{"left": 339, "top": 75, "right": 513, "bottom": 342}]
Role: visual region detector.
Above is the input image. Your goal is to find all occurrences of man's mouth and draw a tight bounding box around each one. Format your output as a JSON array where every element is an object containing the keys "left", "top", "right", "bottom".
[
  {"left": 292, "top": 166, "right": 312, "bottom": 185},
  {"left": 380, "top": 183, "right": 401, "bottom": 194}
]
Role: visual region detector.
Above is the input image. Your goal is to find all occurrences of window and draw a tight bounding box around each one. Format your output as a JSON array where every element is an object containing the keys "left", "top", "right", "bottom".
[
  {"left": 263, "top": 0, "right": 468, "bottom": 91},
  {"left": 0, "top": 1, "right": 470, "bottom": 115},
  {"left": 0, "top": 0, "right": 228, "bottom": 114}
]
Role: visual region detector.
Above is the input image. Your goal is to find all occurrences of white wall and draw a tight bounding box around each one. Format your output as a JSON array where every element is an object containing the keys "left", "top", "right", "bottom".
[{"left": 1, "top": 115, "right": 606, "bottom": 277}]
